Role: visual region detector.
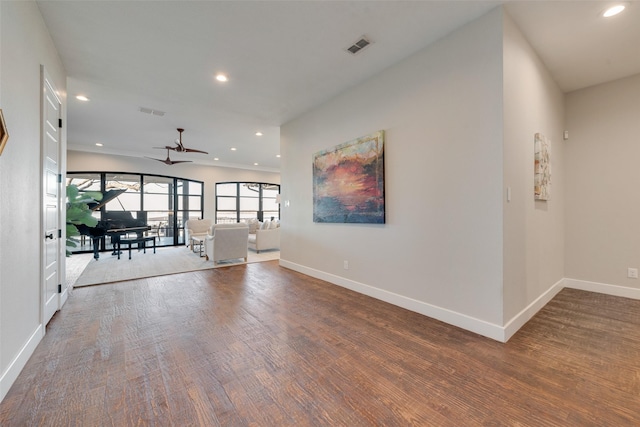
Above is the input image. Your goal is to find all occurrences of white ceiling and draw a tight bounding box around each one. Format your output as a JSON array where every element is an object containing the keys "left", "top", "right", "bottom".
[{"left": 36, "top": 1, "right": 640, "bottom": 172}]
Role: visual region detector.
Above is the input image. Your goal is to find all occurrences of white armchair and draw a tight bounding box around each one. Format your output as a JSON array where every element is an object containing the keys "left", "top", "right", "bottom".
[
  {"left": 204, "top": 223, "right": 249, "bottom": 264},
  {"left": 185, "top": 219, "right": 212, "bottom": 249}
]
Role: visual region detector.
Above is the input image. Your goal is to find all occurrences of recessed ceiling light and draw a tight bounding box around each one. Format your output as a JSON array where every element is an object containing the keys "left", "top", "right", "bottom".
[
  {"left": 230, "top": 147, "right": 237, "bottom": 151},
  {"left": 255, "top": 132, "right": 263, "bottom": 136},
  {"left": 215, "top": 73, "right": 228, "bottom": 82},
  {"left": 276, "top": 154, "right": 281, "bottom": 158},
  {"left": 76, "top": 95, "right": 89, "bottom": 101},
  {"left": 95, "top": 142, "right": 103, "bottom": 147},
  {"left": 603, "top": 4, "right": 626, "bottom": 17},
  {"left": 214, "top": 157, "right": 219, "bottom": 161},
  {"left": 254, "top": 162, "right": 259, "bottom": 166}
]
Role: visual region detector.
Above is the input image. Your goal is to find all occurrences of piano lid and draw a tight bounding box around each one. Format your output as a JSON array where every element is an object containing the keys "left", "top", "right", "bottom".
[{"left": 87, "top": 189, "right": 127, "bottom": 211}]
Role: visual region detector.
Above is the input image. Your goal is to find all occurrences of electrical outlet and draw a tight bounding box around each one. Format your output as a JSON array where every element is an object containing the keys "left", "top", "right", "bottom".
[
  {"left": 343, "top": 260, "right": 349, "bottom": 270},
  {"left": 628, "top": 268, "right": 638, "bottom": 279}
]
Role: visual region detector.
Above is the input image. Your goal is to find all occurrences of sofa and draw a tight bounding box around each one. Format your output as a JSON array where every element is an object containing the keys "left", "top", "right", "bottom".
[
  {"left": 184, "top": 218, "right": 212, "bottom": 249},
  {"left": 248, "top": 219, "right": 280, "bottom": 253},
  {"left": 204, "top": 223, "right": 249, "bottom": 264}
]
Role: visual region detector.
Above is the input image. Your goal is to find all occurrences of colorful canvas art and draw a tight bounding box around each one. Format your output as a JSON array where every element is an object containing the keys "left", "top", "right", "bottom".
[
  {"left": 313, "top": 131, "right": 385, "bottom": 223},
  {"left": 534, "top": 132, "right": 551, "bottom": 200}
]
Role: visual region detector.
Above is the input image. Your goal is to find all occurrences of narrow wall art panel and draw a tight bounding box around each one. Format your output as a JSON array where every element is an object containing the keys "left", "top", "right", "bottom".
[
  {"left": 313, "top": 130, "right": 385, "bottom": 223},
  {"left": 534, "top": 132, "right": 551, "bottom": 200}
]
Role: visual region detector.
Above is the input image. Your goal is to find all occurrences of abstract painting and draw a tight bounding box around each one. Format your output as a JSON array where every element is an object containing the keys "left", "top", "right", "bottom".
[
  {"left": 534, "top": 132, "right": 550, "bottom": 200},
  {"left": 0, "top": 109, "right": 8, "bottom": 156},
  {"left": 313, "top": 130, "right": 385, "bottom": 223}
]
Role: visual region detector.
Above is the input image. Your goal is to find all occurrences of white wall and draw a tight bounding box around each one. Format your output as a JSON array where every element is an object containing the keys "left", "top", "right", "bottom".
[
  {"left": 0, "top": 2, "right": 3, "bottom": 400},
  {"left": 68, "top": 151, "right": 280, "bottom": 219},
  {"left": 502, "top": 13, "right": 565, "bottom": 325},
  {"left": 281, "top": 9, "right": 506, "bottom": 338},
  {"left": 0, "top": 1, "right": 67, "bottom": 401},
  {"left": 565, "top": 73, "right": 640, "bottom": 292}
]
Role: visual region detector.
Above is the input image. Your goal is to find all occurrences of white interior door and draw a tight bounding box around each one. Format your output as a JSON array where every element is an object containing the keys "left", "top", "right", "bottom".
[{"left": 42, "top": 66, "right": 63, "bottom": 325}]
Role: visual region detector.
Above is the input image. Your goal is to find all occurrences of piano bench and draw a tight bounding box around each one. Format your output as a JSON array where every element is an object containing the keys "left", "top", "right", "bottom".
[{"left": 115, "top": 236, "right": 156, "bottom": 260}]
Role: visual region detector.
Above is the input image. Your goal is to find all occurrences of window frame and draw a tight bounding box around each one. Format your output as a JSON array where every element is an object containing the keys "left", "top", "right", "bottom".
[
  {"left": 67, "top": 171, "right": 204, "bottom": 253},
  {"left": 215, "top": 181, "right": 280, "bottom": 223}
]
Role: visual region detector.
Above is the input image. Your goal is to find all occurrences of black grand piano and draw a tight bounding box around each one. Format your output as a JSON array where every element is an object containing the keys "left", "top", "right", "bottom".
[{"left": 77, "top": 189, "right": 150, "bottom": 259}]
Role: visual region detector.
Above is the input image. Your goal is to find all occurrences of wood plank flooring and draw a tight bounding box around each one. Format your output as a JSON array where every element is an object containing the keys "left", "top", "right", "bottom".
[{"left": 1, "top": 261, "right": 639, "bottom": 426}]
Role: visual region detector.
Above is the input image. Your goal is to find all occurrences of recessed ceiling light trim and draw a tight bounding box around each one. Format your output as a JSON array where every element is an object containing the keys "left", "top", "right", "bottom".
[{"left": 76, "top": 95, "right": 89, "bottom": 101}]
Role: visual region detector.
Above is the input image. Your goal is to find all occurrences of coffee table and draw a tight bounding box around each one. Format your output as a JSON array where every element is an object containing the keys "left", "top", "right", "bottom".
[{"left": 191, "top": 236, "right": 205, "bottom": 257}]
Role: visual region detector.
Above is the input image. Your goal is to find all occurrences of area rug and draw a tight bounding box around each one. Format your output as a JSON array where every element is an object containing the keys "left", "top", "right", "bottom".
[{"left": 71, "top": 246, "right": 279, "bottom": 287}]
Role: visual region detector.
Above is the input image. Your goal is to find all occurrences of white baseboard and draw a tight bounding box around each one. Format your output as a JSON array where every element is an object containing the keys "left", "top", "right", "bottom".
[
  {"left": 279, "top": 259, "right": 506, "bottom": 342},
  {"left": 277, "top": 261, "right": 640, "bottom": 343},
  {"left": 502, "top": 278, "right": 564, "bottom": 341},
  {"left": 60, "top": 284, "right": 69, "bottom": 307},
  {"left": 0, "top": 324, "right": 44, "bottom": 402},
  {"left": 564, "top": 278, "right": 640, "bottom": 300}
]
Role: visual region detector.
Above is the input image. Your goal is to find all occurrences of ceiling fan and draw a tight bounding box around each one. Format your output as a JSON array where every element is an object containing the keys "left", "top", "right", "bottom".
[
  {"left": 145, "top": 148, "right": 193, "bottom": 165},
  {"left": 155, "top": 128, "right": 208, "bottom": 154}
]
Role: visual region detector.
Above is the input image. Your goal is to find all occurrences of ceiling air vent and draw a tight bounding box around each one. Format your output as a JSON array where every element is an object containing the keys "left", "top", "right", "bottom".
[
  {"left": 346, "top": 36, "right": 372, "bottom": 55},
  {"left": 139, "top": 107, "right": 166, "bottom": 117}
]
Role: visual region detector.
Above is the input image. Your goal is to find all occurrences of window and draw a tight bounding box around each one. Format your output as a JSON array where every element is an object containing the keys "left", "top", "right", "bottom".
[
  {"left": 67, "top": 172, "right": 203, "bottom": 253},
  {"left": 216, "top": 182, "right": 280, "bottom": 223},
  {"left": 143, "top": 175, "right": 178, "bottom": 244},
  {"left": 177, "top": 179, "right": 203, "bottom": 243},
  {"left": 105, "top": 173, "right": 141, "bottom": 211}
]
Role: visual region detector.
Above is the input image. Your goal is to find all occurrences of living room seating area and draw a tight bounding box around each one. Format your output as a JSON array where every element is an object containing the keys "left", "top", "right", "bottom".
[{"left": 186, "top": 218, "right": 280, "bottom": 264}]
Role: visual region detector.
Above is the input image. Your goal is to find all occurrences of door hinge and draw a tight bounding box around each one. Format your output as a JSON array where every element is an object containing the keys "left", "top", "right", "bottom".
[
  {"left": 58, "top": 229, "right": 62, "bottom": 238},
  {"left": 58, "top": 284, "right": 62, "bottom": 293},
  {"left": 59, "top": 118, "right": 63, "bottom": 128},
  {"left": 58, "top": 173, "right": 62, "bottom": 183}
]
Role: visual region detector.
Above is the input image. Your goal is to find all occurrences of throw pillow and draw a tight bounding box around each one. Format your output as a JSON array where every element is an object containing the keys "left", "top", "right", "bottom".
[{"left": 247, "top": 219, "right": 258, "bottom": 233}]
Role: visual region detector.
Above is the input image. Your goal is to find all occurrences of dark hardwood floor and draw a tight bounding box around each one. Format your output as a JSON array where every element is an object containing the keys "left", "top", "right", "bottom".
[{"left": 1, "top": 261, "right": 639, "bottom": 426}]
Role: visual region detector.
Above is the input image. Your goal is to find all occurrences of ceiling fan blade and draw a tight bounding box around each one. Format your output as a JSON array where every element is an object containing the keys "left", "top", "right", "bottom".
[
  {"left": 168, "top": 160, "right": 193, "bottom": 165},
  {"left": 146, "top": 148, "right": 178, "bottom": 165},
  {"left": 183, "top": 148, "right": 209, "bottom": 154},
  {"left": 144, "top": 156, "right": 170, "bottom": 164}
]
